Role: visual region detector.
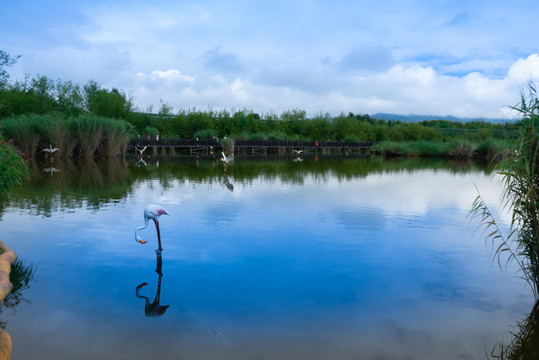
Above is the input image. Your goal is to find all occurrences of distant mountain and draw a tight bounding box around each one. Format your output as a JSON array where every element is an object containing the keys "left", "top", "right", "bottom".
[{"left": 370, "top": 113, "right": 508, "bottom": 123}]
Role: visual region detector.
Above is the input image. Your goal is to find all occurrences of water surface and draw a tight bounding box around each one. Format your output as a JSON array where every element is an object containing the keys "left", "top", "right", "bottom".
[{"left": 0, "top": 155, "right": 533, "bottom": 359}]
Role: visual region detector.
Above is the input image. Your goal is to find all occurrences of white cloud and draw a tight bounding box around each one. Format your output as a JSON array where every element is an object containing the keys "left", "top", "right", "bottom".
[
  {"left": 148, "top": 69, "right": 194, "bottom": 82},
  {"left": 507, "top": 54, "right": 539, "bottom": 83},
  {"left": 4, "top": 1, "right": 539, "bottom": 119}
]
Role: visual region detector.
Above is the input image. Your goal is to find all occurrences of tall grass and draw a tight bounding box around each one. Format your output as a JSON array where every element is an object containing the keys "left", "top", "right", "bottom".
[
  {"left": 0, "top": 114, "right": 132, "bottom": 158},
  {"left": 471, "top": 82, "right": 539, "bottom": 299},
  {"left": 0, "top": 115, "right": 41, "bottom": 158},
  {"left": 220, "top": 137, "right": 235, "bottom": 154},
  {"left": 100, "top": 119, "right": 134, "bottom": 157},
  {"left": 0, "top": 133, "right": 29, "bottom": 193}
]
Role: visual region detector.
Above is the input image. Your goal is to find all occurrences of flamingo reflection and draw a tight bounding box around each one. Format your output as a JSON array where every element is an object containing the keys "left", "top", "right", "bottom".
[{"left": 135, "top": 252, "right": 170, "bottom": 317}]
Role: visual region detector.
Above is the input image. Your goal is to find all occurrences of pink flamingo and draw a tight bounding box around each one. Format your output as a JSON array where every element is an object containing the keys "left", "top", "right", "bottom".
[{"left": 135, "top": 204, "right": 169, "bottom": 253}]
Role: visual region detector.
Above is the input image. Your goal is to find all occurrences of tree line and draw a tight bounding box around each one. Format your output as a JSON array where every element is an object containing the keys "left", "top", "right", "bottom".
[{"left": 1, "top": 50, "right": 509, "bottom": 144}]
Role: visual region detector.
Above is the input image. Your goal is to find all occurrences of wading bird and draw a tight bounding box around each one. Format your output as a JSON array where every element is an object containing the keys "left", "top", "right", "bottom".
[
  {"left": 220, "top": 152, "right": 234, "bottom": 171},
  {"left": 135, "top": 252, "right": 170, "bottom": 317},
  {"left": 42, "top": 145, "right": 60, "bottom": 157},
  {"left": 135, "top": 204, "right": 169, "bottom": 253}
]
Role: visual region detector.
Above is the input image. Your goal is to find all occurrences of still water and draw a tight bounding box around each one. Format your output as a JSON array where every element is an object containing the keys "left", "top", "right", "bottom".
[{"left": 0, "top": 155, "right": 534, "bottom": 359}]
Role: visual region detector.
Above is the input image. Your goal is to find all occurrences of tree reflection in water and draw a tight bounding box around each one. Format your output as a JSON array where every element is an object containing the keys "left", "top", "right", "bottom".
[{"left": 0, "top": 259, "right": 36, "bottom": 330}]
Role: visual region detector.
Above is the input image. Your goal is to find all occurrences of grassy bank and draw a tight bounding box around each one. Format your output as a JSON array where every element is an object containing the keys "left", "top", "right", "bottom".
[
  {"left": 372, "top": 138, "right": 507, "bottom": 161},
  {"left": 0, "top": 113, "right": 134, "bottom": 159},
  {"left": 0, "top": 133, "right": 29, "bottom": 194}
]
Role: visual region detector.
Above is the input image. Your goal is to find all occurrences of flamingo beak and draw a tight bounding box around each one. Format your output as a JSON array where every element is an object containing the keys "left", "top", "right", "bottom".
[
  {"left": 137, "top": 240, "right": 148, "bottom": 244},
  {"left": 136, "top": 283, "right": 148, "bottom": 289}
]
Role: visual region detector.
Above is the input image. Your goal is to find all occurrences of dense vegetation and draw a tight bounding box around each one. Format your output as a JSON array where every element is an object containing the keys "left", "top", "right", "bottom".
[
  {"left": 0, "top": 48, "right": 514, "bottom": 165},
  {"left": 472, "top": 83, "right": 539, "bottom": 359}
]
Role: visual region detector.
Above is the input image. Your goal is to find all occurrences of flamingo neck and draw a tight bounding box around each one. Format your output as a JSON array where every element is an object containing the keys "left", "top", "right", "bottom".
[{"left": 135, "top": 217, "right": 150, "bottom": 240}]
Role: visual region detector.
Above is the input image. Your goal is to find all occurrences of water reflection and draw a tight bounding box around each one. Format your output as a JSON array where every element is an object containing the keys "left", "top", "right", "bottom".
[
  {"left": 42, "top": 166, "right": 60, "bottom": 176},
  {"left": 135, "top": 253, "right": 169, "bottom": 317},
  {"left": 222, "top": 174, "right": 234, "bottom": 192},
  {"left": 0, "top": 259, "right": 36, "bottom": 329},
  {"left": 0, "top": 154, "right": 530, "bottom": 359},
  {"left": 491, "top": 300, "right": 539, "bottom": 359}
]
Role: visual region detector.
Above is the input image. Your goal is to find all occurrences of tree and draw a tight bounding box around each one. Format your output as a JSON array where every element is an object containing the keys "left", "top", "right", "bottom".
[{"left": 0, "top": 49, "right": 20, "bottom": 88}]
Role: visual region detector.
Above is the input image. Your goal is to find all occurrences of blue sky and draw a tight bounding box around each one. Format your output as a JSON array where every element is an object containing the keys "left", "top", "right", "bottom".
[{"left": 2, "top": 0, "right": 539, "bottom": 119}]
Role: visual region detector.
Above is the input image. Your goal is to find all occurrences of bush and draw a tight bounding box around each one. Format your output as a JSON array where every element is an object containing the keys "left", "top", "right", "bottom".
[{"left": 0, "top": 133, "right": 29, "bottom": 193}]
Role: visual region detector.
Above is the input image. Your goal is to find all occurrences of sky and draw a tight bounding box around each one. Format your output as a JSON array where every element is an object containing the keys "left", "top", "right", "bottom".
[{"left": 2, "top": 0, "right": 539, "bottom": 119}]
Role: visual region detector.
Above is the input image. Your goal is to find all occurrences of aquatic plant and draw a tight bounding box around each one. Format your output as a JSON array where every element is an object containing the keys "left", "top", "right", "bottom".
[
  {"left": 100, "top": 118, "right": 134, "bottom": 157},
  {"left": 42, "top": 114, "right": 73, "bottom": 158},
  {"left": 0, "top": 133, "right": 29, "bottom": 193},
  {"left": 471, "top": 82, "right": 539, "bottom": 298},
  {"left": 76, "top": 114, "right": 104, "bottom": 157},
  {"left": 220, "top": 137, "right": 235, "bottom": 154},
  {"left": 0, "top": 115, "right": 41, "bottom": 158},
  {"left": 447, "top": 140, "right": 477, "bottom": 159}
]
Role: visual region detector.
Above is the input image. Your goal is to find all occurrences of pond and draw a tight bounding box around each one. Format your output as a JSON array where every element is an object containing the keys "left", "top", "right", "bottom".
[{"left": 0, "top": 155, "right": 534, "bottom": 359}]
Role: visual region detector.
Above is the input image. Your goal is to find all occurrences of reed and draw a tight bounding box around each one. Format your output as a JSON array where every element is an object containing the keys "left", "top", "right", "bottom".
[
  {"left": 0, "top": 133, "right": 29, "bottom": 193},
  {"left": 76, "top": 114, "right": 104, "bottom": 158},
  {"left": 220, "top": 137, "right": 235, "bottom": 154},
  {"left": 100, "top": 118, "right": 134, "bottom": 157},
  {"left": 0, "top": 115, "right": 41, "bottom": 158},
  {"left": 471, "top": 82, "right": 539, "bottom": 299},
  {"left": 447, "top": 140, "right": 477, "bottom": 159},
  {"left": 42, "top": 115, "right": 73, "bottom": 158}
]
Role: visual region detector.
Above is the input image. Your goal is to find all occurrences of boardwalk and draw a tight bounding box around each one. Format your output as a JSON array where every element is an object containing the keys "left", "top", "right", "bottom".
[{"left": 128, "top": 139, "right": 375, "bottom": 156}]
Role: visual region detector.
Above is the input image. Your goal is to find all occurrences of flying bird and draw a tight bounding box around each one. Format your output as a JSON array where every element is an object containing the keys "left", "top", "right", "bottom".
[
  {"left": 292, "top": 149, "right": 303, "bottom": 155},
  {"left": 136, "top": 146, "right": 148, "bottom": 155},
  {"left": 220, "top": 152, "right": 234, "bottom": 171},
  {"left": 42, "top": 145, "right": 60, "bottom": 154},
  {"left": 135, "top": 204, "right": 169, "bottom": 253}
]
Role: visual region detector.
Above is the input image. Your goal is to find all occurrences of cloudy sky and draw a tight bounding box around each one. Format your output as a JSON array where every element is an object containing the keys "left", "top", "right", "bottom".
[{"left": 2, "top": 0, "right": 539, "bottom": 119}]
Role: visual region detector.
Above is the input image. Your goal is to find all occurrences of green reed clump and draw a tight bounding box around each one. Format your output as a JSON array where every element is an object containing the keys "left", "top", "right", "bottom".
[
  {"left": 76, "top": 114, "right": 104, "bottom": 157},
  {"left": 0, "top": 133, "right": 29, "bottom": 193},
  {"left": 193, "top": 129, "right": 215, "bottom": 139},
  {"left": 41, "top": 114, "right": 73, "bottom": 158},
  {"left": 471, "top": 82, "right": 539, "bottom": 299},
  {"left": 0, "top": 115, "right": 41, "bottom": 158},
  {"left": 100, "top": 118, "right": 134, "bottom": 157},
  {"left": 374, "top": 140, "right": 449, "bottom": 157},
  {"left": 220, "top": 137, "right": 235, "bottom": 154},
  {"left": 447, "top": 140, "right": 477, "bottom": 159},
  {"left": 476, "top": 137, "right": 507, "bottom": 162}
]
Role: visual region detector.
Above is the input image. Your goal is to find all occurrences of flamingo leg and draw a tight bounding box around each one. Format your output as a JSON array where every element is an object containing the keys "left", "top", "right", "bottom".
[{"left": 153, "top": 219, "right": 163, "bottom": 252}]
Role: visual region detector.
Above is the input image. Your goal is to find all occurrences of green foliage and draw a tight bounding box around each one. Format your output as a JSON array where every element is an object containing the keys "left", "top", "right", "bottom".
[
  {"left": 447, "top": 140, "right": 477, "bottom": 159},
  {"left": 220, "top": 137, "right": 235, "bottom": 154},
  {"left": 193, "top": 129, "right": 215, "bottom": 139},
  {"left": 1, "top": 114, "right": 133, "bottom": 158},
  {"left": 471, "top": 82, "right": 539, "bottom": 299},
  {"left": 100, "top": 118, "right": 134, "bottom": 157},
  {"left": 0, "top": 49, "right": 20, "bottom": 88},
  {"left": 0, "top": 132, "right": 29, "bottom": 194}
]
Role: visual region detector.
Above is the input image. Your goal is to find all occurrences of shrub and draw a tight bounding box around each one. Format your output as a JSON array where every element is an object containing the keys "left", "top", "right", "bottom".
[{"left": 0, "top": 133, "right": 29, "bottom": 193}]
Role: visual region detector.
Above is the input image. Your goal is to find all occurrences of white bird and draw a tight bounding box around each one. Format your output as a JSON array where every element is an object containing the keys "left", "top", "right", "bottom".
[
  {"left": 42, "top": 145, "right": 60, "bottom": 154},
  {"left": 135, "top": 204, "right": 169, "bottom": 253},
  {"left": 220, "top": 151, "right": 234, "bottom": 170},
  {"left": 43, "top": 167, "right": 60, "bottom": 175},
  {"left": 136, "top": 146, "right": 148, "bottom": 155},
  {"left": 220, "top": 152, "right": 234, "bottom": 164},
  {"left": 292, "top": 149, "right": 303, "bottom": 155}
]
